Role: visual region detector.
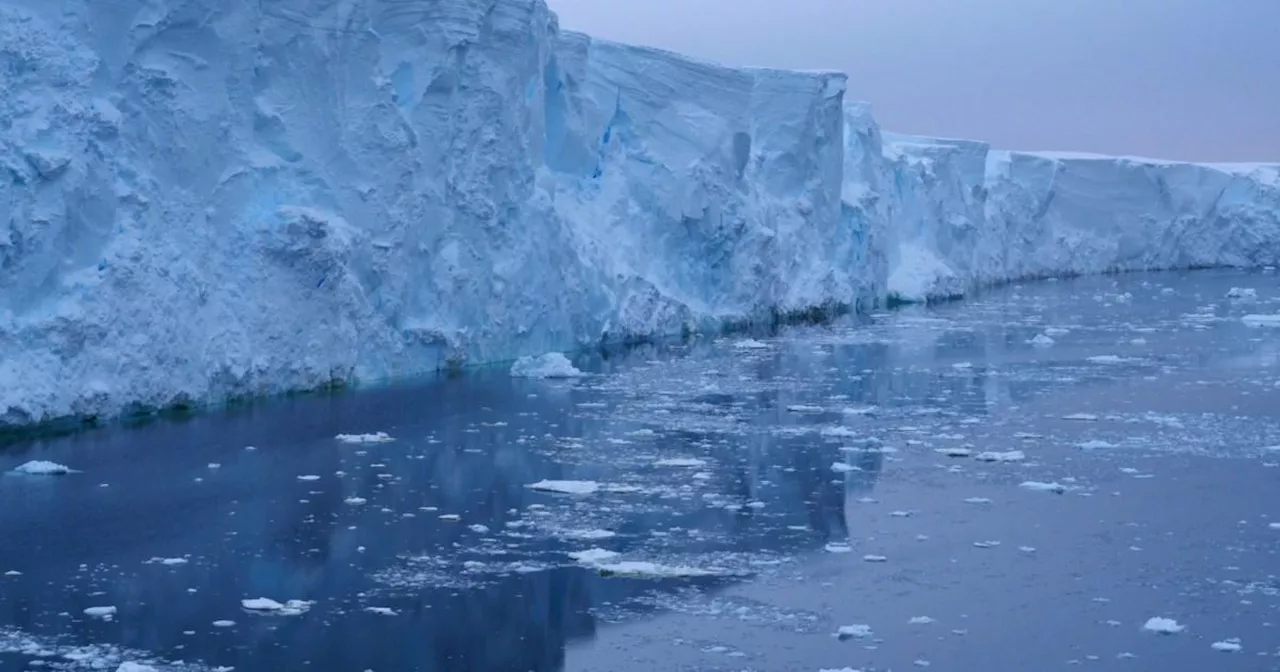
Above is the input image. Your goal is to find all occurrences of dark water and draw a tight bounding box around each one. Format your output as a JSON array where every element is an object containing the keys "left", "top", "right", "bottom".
[{"left": 2, "top": 269, "right": 1279, "bottom": 671}]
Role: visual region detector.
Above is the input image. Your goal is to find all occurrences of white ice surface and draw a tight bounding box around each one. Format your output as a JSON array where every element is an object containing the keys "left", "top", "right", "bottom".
[
  {"left": 1, "top": 0, "right": 1277, "bottom": 428},
  {"left": 10, "top": 460, "right": 74, "bottom": 475}
]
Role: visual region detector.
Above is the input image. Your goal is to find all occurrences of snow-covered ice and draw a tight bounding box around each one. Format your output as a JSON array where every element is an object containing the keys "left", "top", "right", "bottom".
[
  {"left": 1141, "top": 617, "right": 1186, "bottom": 634},
  {"left": 974, "top": 450, "right": 1025, "bottom": 462},
  {"left": 835, "top": 624, "right": 873, "bottom": 639},
  {"left": 526, "top": 480, "right": 601, "bottom": 495},
  {"left": 83, "top": 606, "right": 117, "bottom": 619},
  {"left": 335, "top": 432, "right": 394, "bottom": 444},
  {"left": 1019, "top": 481, "right": 1068, "bottom": 494},
  {"left": 0, "top": 0, "right": 1277, "bottom": 439},
  {"left": 10, "top": 460, "right": 74, "bottom": 475},
  {"left": 1242, "top": 314, "right": 1280, "bottom": 328},
  {"left": 241, "top": 598, "right": 313, "bottom": 616}
]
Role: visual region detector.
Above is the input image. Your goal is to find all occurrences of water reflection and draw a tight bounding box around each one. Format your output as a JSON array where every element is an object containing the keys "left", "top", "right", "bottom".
[{"left": 0, "top": 346, "right": 883, "bottom": 671}]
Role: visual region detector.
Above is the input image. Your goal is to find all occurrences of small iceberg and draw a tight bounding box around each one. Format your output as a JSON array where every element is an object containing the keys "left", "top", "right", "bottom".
[
  {"left": 335, "top": 431, "right": 394, "bottom": 444},
  {"left": 83, "top": 606, "right": 117, "bottom": 620},
  {"left": 1242, "top": 314, "right": 1280, "bottom": 328},
  {"left": 10, "top": 460, "right": 75, "bottom": 475},
  {"left": 241, "top": 597, "right": 314, "bottom": 616},
  {"left": 568, "top": 548, "right": 620, "bottom": 564},
  {"left": 1019, "top": 481, "right": 1068, "bottom": 494},
  {"left": 1211, "top": 638, "right": 1242, "bottom": 652},
  {"left": 526, "top": 479, "right": 600, "bottom": 495},
  {"left": 974, "top": 450, "right": 1025, "bottom": 462},
  {"left": 835, "top": 623, "right": 873, "bottom": 639},
  {"left": 510, "top": 353, "right": 585, "bottom": 378},
  {"left": 1141, "top": 616, "right": 1185, "bottom": 634},
  {"left": 653, "top": 457, "right": 707, "bottom": 468},
  {"left": 591, "top": 561, "right": 716, "bottom": 578}
]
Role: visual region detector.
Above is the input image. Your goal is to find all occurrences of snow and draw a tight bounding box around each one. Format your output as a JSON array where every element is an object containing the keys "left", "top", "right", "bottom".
[
  {"left": 509, "top": 353, "right": 585, "bottom": 379},
  {"left": 1141, "top": 617, "right": 1186, "bottom": 634},
  {"left": 9, "top": 460, "right": 74, "bottom": 475},
  {"left": 526, "top": 479, "right": 601, "bottom": 495},
  {"left": 0, "top": 0, "right": 1277, "bottom": 430}
]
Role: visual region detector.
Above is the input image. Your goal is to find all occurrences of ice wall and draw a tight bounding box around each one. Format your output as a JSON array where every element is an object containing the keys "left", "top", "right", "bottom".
[
  {"left": 870, "top": 125, "right": 1280, "bottom": 301},
  {"left": 0, "top": 0, "right": 869, "bottom": 428},
  {"left": 2, "top": 0, "right": 1277, "bottom": 429}
]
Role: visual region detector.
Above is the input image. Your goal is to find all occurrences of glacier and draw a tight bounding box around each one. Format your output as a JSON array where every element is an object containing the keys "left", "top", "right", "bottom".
[{"left": 1, "top": 0, "right": 1277, "bottom": 429}]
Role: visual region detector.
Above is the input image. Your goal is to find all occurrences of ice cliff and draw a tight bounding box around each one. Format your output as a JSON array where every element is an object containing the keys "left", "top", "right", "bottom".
[{"left": 1, "top": 0, "right": 1277, "bottom": 428}]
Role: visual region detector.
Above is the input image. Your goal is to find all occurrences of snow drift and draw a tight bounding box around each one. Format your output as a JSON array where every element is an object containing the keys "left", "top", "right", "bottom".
[{"left": 1, "top": 0, "right": 1277, "bottom": 428}]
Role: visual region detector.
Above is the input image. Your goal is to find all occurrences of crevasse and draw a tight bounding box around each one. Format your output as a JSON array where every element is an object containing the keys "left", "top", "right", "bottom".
[{"left": 1, "top": 0, "right": 1277, "bottom": 428}]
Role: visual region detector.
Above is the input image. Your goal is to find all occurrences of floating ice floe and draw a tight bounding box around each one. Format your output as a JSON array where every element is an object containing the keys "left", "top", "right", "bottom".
[
  {"left": 1087, "top": 355, "right": 1138, "bottom": 364},
  {"left": 786, "top": 404, "right": 825, "bottom": 413},
  {"left": 653, "top": 457, "right": 707, "bottom": 467},
  {"left": 335, "top": 431, "right": 394, "bottom": 444},
  {"left": 296, "top": 474, "right": 321, "bottom": 481},
  {"left": 241, "top": 598, "right": 313, "bottom": 616},
  {"left": 1077, "top": 440, "right": 1116, "bottom": 449},
  {"left": 116, "top": 664, "right": 158, "bottom": 672},
  {"left": 1226, "top": 287, "right": 1257, "bottom": 299},
  {"left": 831, "top": 461, "right": 861, "bottom": 473},
  {"left": 835, "top": 624, "right": 873, "bottom": 639},
  {"left": 83, "top": 606, "right": 117, "bottom": 620},
  {"left": 908, "top": 616, "right": 935, "bottom": 624},
  {"left": 560, "top": 528, "right": 617, "bottom": 540},
  {"left": 10, "top": 460, "right": 75, "bottom": 475},
  {"left": 935, "top": 447, "right": 973, "bottom": 458},
  {"left": 1030, "top": 333, "right": 1056, "bottom": 347},
  {"left": 842, "top": 406, "right": 878, "bottom": 416},
  {"left": 732, "top": 339, "right": 771, "bottom": 350},
  {"left": 344, "top": 496, "right": 367, "bottom": 505},
  {"left": 364, "top": 607, "right": 397, "bottom": 616},
  {"left": 1242, "top": 314, "right": 1280, "bottom": 328},
  {"left": 212, "top": 620, "right": 235, "bottom": 628},
  {"left": 824, "top": 542, "right": 853, "bottom": 553},
  {"left": 1141, "top": 617, "right": 1185, "bottom": 634},
  {"left": 1210, "top": 638, "right": 1242, "bottom": 652},
  {"left": 526, "top": 480, "right": 600, "bottom": 495},
  {"left": 862, "top": 554, "right": 888, "bottom": 563},
  {"left": 592, "top": 561, "right": 718, "bottom": 578},
  {"left": 144, "top": 557, "right": 188, "bottom": 566},
  {"left": 510, "top": 353, "right": 585, "bottom": 378},
  {"left": 568, "top": 548, "right": 621, "bottom": 564},
  {"left": 1019, "top": 481, "right": 1068, "bottom": 494},
  {"left": 1062, "top": 413, "right": 1099, "bottom": 421},
  {"left": 974, "top": 450, "right": 1025, "bottom": 462}
]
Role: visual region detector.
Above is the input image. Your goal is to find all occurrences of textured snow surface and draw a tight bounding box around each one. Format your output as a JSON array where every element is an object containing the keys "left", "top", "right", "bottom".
[{"left": 2, "top": 0, "right": 1278, "bottom": 428}]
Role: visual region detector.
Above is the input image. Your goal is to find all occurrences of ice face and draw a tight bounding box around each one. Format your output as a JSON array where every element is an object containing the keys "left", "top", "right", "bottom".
[
  {"left": 872, "top": 131, "right": 1280, "bottom": 302},
  {"left": 1, "top": 0, "right": 1278, "bottom": 429}
]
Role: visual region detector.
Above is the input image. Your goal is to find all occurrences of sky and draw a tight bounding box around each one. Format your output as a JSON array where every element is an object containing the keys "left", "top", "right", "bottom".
[{"left": 546, "top": 0, "right": 1279, "bottom": 163}]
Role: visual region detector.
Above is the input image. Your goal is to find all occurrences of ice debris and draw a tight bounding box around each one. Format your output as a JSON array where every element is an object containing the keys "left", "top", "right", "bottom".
[{"left": 510, "top": 353, "right": 584, "bottom": 378}]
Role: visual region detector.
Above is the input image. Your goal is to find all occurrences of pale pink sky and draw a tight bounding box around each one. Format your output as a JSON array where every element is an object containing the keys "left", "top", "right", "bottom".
[{"left": 548, "top": 0, "right": 1279, "bottom": 163}]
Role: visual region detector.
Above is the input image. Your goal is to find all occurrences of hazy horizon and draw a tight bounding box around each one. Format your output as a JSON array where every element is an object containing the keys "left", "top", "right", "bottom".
[{"left": 547, "top": 0, "right": 1279, "bottom": 163}]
